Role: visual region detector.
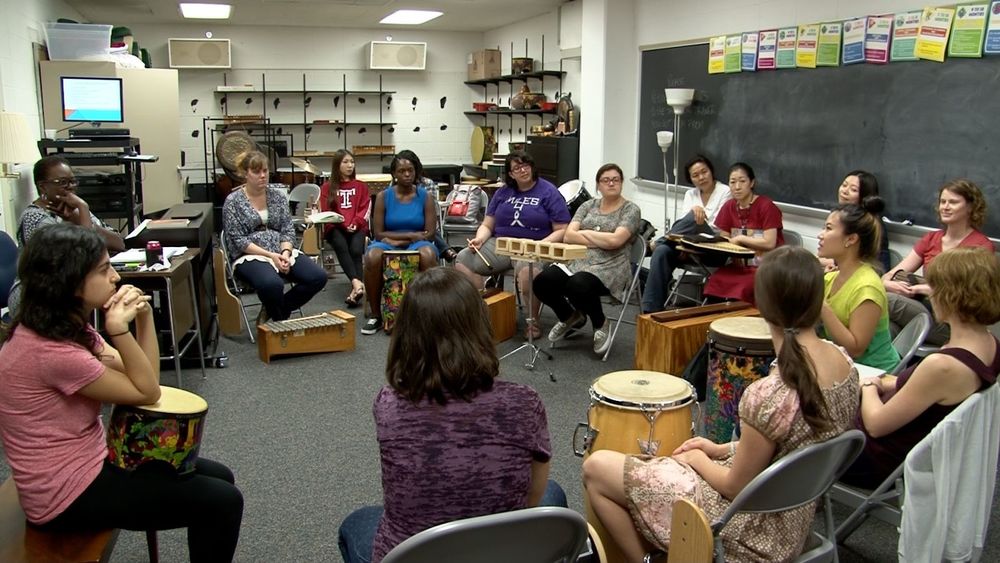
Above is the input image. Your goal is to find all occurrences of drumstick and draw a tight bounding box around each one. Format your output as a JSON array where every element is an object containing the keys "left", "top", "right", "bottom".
[{"left": 467, "top": 239, "right": 492, "bottom": 268}]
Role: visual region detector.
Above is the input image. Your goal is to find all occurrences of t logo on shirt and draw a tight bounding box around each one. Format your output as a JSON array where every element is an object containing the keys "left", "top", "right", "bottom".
[{"left": 339, "top": 188, "right": 356, "bottom": 209}]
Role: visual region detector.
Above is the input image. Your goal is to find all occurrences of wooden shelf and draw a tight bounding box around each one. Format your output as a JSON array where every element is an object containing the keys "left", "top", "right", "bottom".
[{"left": 463, "top": 109, "right": 556, "bottom": 117}]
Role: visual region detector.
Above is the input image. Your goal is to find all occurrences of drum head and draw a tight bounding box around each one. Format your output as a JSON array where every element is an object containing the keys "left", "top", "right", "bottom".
[
  {"left": 139, "top": 386, "right": 208, "bottom": 415},
  {"left": 592, "top": 370, "right": 693, "bottom": 408},
  {"left": 709, "top": 316, "right": 771, "bottom": 341},
  {"left": 470, "top": 126, "right": 495, "bottom": 164},
  {"left": 558, "top": 179, "right": 583, "bottom": 202},
  {"left": 215, "top": 130, "right": 256, "bottom": 173}
]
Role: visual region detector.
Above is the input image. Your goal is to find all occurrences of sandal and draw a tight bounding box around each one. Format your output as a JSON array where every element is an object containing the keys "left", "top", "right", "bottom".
[{"left": 345, "top": 287, "right": 364, "bottom": 308}]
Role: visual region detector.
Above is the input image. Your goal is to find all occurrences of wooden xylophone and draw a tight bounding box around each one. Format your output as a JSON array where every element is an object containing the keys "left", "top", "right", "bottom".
[
  {"left": 257, "top": 310, "right": 356, "bottom": 363},
  {"left": 494, "top": 237, "right": 588, "bottom": 262},
  {"left": 680, "top": 239, "right": 755, "bottom": 256}
]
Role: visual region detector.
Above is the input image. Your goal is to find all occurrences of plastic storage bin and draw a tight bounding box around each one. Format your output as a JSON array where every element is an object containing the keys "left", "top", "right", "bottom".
[{"left": 44, "top": 22, "right": 112, "bottom": 60}]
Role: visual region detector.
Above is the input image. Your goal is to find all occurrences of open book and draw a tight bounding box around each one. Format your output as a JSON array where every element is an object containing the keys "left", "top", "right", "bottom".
[{"left": 307, "top": 211, "right": 345, "bottom": 223}]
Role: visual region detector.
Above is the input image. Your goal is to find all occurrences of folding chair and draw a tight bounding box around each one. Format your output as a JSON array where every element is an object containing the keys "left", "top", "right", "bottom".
[
  {"left": 380, "top": 506, "right": 589, "bottom": 563},
  {"left": 890, "top": 311, "right": 931, "bottom": 375},
  {"left": 709, "top": 430, "right": 865, "bottom": 563},
  {"left": 783, "top": 229, "right": 804, "bottom": 248},
  {"left": 600, "top": 234, "right": 649, "bottom": 361},
  {"left": 288, "top": 183, "right": 321, "bottom": 247}
]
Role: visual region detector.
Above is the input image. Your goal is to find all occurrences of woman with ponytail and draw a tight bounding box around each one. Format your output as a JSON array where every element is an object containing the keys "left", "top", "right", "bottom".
[
  {"left": 583, "top": 246, "right": 859, "bottom": 562},
  {"left": 817, "top": 197, "right": 900, "bottom": 372}
]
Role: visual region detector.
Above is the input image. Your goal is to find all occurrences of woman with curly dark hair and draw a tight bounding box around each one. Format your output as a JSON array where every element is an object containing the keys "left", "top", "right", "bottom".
[
  {"left": 0, "top": 223, "right": 244, "bottom": 562},
  {"left": 338, "top": 267, "right": 565, "bottom": 563}
]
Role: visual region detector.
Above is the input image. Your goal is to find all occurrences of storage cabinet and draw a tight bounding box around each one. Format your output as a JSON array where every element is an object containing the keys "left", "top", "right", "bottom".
[{"left": 525, "top": 136, "right": 579, "bottom": 187}]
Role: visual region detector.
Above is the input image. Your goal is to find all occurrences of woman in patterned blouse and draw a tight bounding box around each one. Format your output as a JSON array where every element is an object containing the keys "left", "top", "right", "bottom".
[{"left": 222, "top": 150, "right": 327, "bottom": 322}]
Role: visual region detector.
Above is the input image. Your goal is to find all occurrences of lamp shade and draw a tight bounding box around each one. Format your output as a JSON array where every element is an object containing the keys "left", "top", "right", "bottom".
[
  {"left": 664, "top": 88, "right": 695, "bottom": 113},
  {"left": 656, "top": 130, "right": 674, "bottom": 151},
  {"left": 0, "top": 111, "right": 39, "bottom": 164}
]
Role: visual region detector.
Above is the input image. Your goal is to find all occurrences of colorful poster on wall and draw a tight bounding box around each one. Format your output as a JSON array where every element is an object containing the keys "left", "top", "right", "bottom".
[
  {"left": 948, "top": 3, "right": 988, "bottom": 57},
  {"left": 987, "top": 1, "right": 1000, "bottom": 54},
  {"left": 724, "top": 34, "right": 742, "bottom": 73},
  {"left": 842, "top": 17, "right": 867, "bottom": 64},
  {"left": 758, "top": 30, "right": 778, "bottom": 69},
  {"left": 741, "top": 31, "right": 759, "bottom": 71},
  {"left": 891, "top": 10, "right": 923, "bottom": 61},
  {"left": 865, "top": 14, "right": 894, "bottom": 63},
  {"left": 796, "top": 24, "right": 820, "bottom": 68},
  {"left": 776, "top": 27, "right": 798, "bottom": 68},
  {"left": 708, "top": 35, "right": 726, "bottom": 73},
  {"left": 817, "top": 22, "right": 843, "bottom": 66},
  {"left": 915, "top": 6, "right": 955, "bottom": 62}
]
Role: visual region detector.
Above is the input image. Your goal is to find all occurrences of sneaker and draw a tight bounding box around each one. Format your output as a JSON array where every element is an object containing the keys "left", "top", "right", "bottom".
[
  {"left": 362, "top": 317, "right": 382, "bottom": 335},
  {"left": 548, "top": 310, "right": 586, "bottom": 342},
  {"left": 593, "top": 321, "right": 612, "bottom": 354}
]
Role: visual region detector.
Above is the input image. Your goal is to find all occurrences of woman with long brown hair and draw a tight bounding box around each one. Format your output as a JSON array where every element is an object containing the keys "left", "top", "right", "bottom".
[
  {"left": 583, "top": 246, "right": 859, "bottom": 562},
  {"left": 319, "top": 149, "right": 371, "bottom": 307}
]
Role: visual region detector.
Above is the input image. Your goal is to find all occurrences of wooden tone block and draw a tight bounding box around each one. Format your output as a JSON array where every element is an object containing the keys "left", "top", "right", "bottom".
[
  {"left": 635, "top": 306, "right": 759, "bottom": 376},
  {"left": 510, "top": 238, "right": 525, "bottom": 254},
  {"left": 257, "top": 310, "right": 356, "bottom": 363},
  {"left": 550, "top": 242, "right": 587, "bottom": 261},
  {"left": 523, "top": 240, "right": 540, "bottom": 256},
  {"left": 484, "top": 290, "right": 516, "bottom": 342},
  {"left": 496, "top": 237, "right": 513, "bottom": 254},
  {"left": 1, "top": 478, "right": 119, "bottom": 562}
]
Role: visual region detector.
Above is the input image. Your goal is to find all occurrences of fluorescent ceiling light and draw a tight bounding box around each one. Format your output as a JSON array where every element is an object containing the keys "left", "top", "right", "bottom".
[
  {"left": 380, "top": 9, "right": 443, "bottom": 25},
  {"left": 180, "top": 3, "right": 232, "bottom": 19}
]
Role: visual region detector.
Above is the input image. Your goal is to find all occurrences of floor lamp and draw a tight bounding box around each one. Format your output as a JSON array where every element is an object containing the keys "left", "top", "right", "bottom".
[
  {"left": 664, "top": 88, "right": 695, "bottom": 227},
  {"left": 656, "top": 131, "right": 673, "bottom": 233}
]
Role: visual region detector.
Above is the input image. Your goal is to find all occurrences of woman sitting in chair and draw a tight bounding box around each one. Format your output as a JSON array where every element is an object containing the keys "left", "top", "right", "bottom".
[
  {"left": 338, "top": 268, "right": 565, "bottom": 563},
  {"left": 0, "top": 224, "right": 243, "bottom": 561},
  {"left": 641, "top": 154, "right": 730, "bottom": 313},
  {"left": 882, "top": 179, "right": 994, "bottom": 346},
  {"left": 455, "top": 151, "right": 571, "bottom": 339},
  {"left": 842, "top": 247, "right": 1000, "bottom": 488},
  {"left": 817, "top": 198, "right": 900, "bottom": 373},
  {"left": 532, "top": 163, "right": 640, "bottom": 355},
  {"left": 8, "top": 156, "right": 126, "bottom": 315},
  {"left": 822, "top": 170, "right": 890, "bottom": 272},
  {"left": 222, "top": 150, "right": 328, "bottom": 323},
  {"left": 319, "top": 149, "right": 370, "bottom": 308},
  {"left": 702, "top": 162, "right": 784, "bottom": 305},
  {"left": 361, "top": 152, "right": 439, "bottom": 335},
  {"left": 583, "top": 246, "right": 859, "bottom": 563}
]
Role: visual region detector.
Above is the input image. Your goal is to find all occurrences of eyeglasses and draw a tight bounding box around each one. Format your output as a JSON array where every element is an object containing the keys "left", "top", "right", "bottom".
[
  {"left": 510, "top": 163, "right": 531, "bottom": 173},
  {"left": 599, "top": 177, "right": 623, "bottom": 186},
  {"left": 41, "top": 178, "right": 79, "bottom": 188}
]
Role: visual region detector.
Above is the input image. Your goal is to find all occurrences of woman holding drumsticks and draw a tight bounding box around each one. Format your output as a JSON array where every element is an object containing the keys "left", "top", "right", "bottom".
[{"left": 0, "top": 224, "right": 243, "bottom": 562}]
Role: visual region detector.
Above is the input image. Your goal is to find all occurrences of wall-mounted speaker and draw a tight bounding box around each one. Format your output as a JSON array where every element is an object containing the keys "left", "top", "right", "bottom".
[
  {"left": 368, "top": 41, "right": 426, "bottom": 71},
  {"left": 168, "top": 38, "right": 232, "bottom": 69}
]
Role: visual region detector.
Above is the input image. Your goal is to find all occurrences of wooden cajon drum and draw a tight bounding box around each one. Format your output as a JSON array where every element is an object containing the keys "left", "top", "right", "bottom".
[
  {"left": 483, "top": 290, "right": 515, "bottom": 342},
  {"left": 635, "top": 302, "right": 758, "bottom": 375}
]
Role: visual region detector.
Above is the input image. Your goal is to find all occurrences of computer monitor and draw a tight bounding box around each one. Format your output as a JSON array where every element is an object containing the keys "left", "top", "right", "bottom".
[{"left": 60, "top": 76, "right": 124, "bottom": 123}]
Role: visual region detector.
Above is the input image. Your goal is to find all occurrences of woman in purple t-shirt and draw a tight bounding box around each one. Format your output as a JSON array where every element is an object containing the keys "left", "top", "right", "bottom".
[
  {"left": 337, "top": 268, "right": 566, "bottom": 563},
  {"left": 455, "top": 151, "right": 572, "bottom": 339}
]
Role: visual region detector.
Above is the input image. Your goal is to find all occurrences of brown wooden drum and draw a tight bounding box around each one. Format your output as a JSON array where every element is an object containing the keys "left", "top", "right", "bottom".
[{"left": 575, "top": 370, "right": 695, "bottom": 458}]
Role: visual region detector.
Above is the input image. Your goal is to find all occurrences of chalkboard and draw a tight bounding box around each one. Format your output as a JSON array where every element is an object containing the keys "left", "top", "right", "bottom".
[{"left": 637, "top": 43, "right": 1000, "bottom": 238}]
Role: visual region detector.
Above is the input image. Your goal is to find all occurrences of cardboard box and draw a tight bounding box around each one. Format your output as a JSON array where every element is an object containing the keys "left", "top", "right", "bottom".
[{"left": 468, "top": 49, "right": 501, "bottom": 80}]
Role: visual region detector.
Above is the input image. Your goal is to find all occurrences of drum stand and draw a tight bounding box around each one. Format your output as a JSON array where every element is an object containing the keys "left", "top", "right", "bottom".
[{"left": 500, "top": 260, "right": 554, "bottom": 377}]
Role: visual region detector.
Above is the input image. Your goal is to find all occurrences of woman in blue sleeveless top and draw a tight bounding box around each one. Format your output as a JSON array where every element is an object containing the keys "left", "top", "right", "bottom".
[{"left": 362, "top": 153, "right": 439, "bottom": 334}]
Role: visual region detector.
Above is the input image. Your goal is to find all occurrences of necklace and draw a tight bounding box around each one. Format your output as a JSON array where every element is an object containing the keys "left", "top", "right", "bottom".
[{"left": 737, "top": 198, "right": 754, "bottom": 228}]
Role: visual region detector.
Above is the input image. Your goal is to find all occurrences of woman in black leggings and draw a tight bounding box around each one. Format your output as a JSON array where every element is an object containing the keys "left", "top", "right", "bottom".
[
  {"left": 533, "top": 163, "right": 642, "bottom": 355},
  {"left": 0, "top": 224, "right": 243, "bottom": 562}
]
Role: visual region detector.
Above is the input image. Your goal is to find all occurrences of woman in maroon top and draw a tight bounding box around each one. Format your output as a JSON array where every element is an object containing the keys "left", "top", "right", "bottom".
[
  {"left": 843, "top": 247, "right": 1000, "bottom": 488},
  {"left": 882, "top": 179, "right": 994, "bottom": 345},
  {"left": 703, "top": 162, "right": 784, "bottom": 304},
  {"left": 320, "top": 149, "right": 371, "bottom": 307}
]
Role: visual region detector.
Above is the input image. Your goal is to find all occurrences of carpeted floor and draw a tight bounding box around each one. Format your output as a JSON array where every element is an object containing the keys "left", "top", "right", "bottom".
[{"left": 1, "top": 271, "right": 997, "bottom": 561}]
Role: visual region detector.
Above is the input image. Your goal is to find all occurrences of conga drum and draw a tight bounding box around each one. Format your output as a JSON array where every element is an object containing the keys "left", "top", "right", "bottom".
[
  {"left": 106, "top": 386, "right": 208, "bottom": 475},
  {"left": 381, "top": 250, "right": 420, "bottom": 333},
  {"left": 704, "top": 317, "right": 775, "bottom": 442},
  {"left": 575, "top": 370, "right": 695, "bottom": 563},
  {"left": 557, "top": 179, "right": 592, "bottom": 219}
]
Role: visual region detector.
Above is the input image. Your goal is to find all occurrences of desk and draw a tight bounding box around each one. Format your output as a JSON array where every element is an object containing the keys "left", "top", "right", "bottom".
[{"left": 120, "top": 249, "right": 206, "bottom": 387}]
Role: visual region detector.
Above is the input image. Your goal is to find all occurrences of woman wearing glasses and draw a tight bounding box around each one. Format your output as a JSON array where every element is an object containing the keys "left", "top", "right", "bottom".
[
  {"left": 8, "top": 156, "right": 126, "bottom": 315},
  {"left": 532, "top": 164, "right": 641, "bottom": 355},
  {"left": 455, "top": 151, "right": 571, "bottom": 339}
]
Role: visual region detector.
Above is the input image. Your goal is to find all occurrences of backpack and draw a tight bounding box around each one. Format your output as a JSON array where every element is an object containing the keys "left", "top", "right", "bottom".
[{"left": 444, "top": 185, "right": 483, "bottom": 224}]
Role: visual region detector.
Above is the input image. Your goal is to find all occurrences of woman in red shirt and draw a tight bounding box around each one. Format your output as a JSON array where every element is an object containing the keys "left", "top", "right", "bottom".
[
  {"left": 882, "top": 179, "right": 994, "bottom": 345},
  {"left": 320, "top": 149, "right": 371, "bottom": 307}
]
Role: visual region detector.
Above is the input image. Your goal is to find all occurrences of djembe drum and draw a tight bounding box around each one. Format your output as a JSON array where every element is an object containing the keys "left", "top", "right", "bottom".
[
  {"left": 704, "top": 316, "right": 775, "bottom": 442},
  {"left": 106, "top": 386, "right": 208, "bottom": 475},
  {"left": 381, "top": 250, "right": 420, "bottom": 333}
]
